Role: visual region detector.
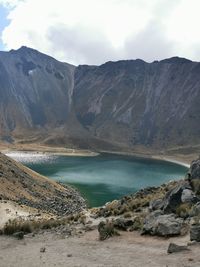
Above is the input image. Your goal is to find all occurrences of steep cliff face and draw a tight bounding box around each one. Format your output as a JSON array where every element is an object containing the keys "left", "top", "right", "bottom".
[
  {"left": 73, "top": 58, "right": 200, "bottom": 148},
  {"left": 0, "top": 46, "right": 75, "bottom": 142},
  {"left": 0, "top": 47, "right": 200, "bottom": 150}
]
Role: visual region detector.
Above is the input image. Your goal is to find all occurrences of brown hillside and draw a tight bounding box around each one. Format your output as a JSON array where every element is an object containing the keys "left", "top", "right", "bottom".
[{"left": 0, "top": 152, "right": 86, "bottom": 215}]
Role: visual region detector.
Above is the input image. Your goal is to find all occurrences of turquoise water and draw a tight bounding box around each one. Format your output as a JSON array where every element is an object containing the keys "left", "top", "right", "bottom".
[{"left": 11, "top": 153, "right": 188, "bottom": 207}]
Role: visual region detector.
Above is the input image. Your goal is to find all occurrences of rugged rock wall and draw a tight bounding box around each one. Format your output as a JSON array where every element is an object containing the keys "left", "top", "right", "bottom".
[
  {"left": 74, "top": 58, "right": 200, "bottom": 148},
  {"left": 0, "top": 47, "right": 200, "bottom": 150},
  {"left": 0, "top": 47, "right": 75, "bottom": 143}
]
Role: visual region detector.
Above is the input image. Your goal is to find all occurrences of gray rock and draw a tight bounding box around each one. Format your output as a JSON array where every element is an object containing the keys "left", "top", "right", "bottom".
[
  {"left": 160, "top": 182, "right": 191, "bottom": 213},
  {"left": 167, "top": 243, "right": 189, "bottom": 253},
  {"left": 40, "top": 247, "right": 46, "bottom": 253},
  {"left": 189, "top": 159, "right": 200, "bottom": 180},
  {"left": 149, "top": 198, "right": 163, "bottom": 211},
  {"left": 181, "top": 189, "right": 196, "bottom": 203},
  {"left": 142, "top": 210, "right": 163, "bottom": 234},
  {"left": 190, "top": 224, "right": 200, "bottom": 242},
  {"left": 143, "top": 211, "right": 183, "bottom": 236},
  {"left": 13, "top": 231, "right": 24, "bottom": 240},
  {"left": 113, "top": 218, "right": 133, "bottom": 231}
]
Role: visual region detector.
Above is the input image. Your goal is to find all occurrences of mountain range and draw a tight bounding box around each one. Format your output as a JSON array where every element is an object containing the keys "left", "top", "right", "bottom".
[{"left": 0, "top": 46, "right": 200, "bottom": 152}]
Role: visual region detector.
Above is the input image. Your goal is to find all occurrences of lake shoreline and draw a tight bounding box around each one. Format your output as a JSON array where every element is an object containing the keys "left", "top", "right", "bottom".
[
  {"left": 1, "top": 145, "right": 192, "bottom": 168},
  {"left": 99, "top": 150, "right": 191, "bottom": 168}
]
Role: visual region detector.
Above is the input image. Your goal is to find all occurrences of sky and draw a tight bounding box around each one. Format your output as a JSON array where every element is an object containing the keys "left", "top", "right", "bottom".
[{"left": 0, "top": 0, "right": 200, "bottom": 65}]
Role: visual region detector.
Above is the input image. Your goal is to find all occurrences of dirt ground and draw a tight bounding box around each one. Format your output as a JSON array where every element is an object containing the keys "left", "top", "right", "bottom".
[{"left": 0, "top": 230, "right": 200, "bottom": 267}]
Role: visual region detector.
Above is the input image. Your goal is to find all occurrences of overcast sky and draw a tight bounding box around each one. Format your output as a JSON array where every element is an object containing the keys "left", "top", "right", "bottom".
[{"left": 0, "top": 0, "right": 200, "bottom": 65}]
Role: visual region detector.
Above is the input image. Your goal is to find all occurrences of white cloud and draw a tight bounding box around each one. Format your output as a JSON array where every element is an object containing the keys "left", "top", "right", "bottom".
[
  {"left": 0, "top": 0, "right": 24, "bottom": 8},
  {"left": 1, "top": 0, "right": 200, "bottom": 65},
  {"left": 124, "top": 21, "right": 175, "bottom": 62}
]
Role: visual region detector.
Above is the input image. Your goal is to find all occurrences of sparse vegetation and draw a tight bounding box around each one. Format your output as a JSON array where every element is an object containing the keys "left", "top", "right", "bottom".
[
  {"left": 190, "top": 179, "right": 200, "bottom": 195},
  {"left": 2, "top": 217, "right": 70, "bottom": 235},
  {"left": 131, "top": 216, "right": 144, "bottom": 231},
  {"left": 1, "top": 210, "right": 91, "bottom": 236},
  {"left": 176, "top": 203, "right": 192, "bottom": 218},
  {"left": 95, "top": 181, "right": 179, "bottom": 218},
  {"left": 98, "top": 220, "right": 119, "bottom": 241},
  {"left": 3, "top": 219, "right": 32, "bottom": 235}
]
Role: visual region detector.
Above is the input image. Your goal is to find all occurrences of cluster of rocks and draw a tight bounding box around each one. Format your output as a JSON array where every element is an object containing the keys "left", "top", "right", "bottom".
[
  {"left": 97, "top": 158, "right": 200, "bottom": 243},
  {"left": 142, "top": 159, "right": 200, "bottom": 238},
  {"left": 17, "top": 185, "right": 86, "bottom": 216}
]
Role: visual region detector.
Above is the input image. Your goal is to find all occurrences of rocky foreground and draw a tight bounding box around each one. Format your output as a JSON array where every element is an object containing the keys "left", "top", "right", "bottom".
[
  {"left": 94, "top": 158, "right": 200, "bottom": 241},
  {"left": 1, "top": 155, "right": 200, "bottom": 266}
]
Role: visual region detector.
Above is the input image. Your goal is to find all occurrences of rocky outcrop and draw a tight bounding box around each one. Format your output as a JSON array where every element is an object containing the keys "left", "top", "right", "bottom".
[
  {"left": 141, "top": 159, "right": 200, "bottom": 237},
  {"left": 159, "top": 181, "right": 198, "bottom": 213},
  {"left": 93, "top": 158, "right": 200, "bottom": 239},
  {"left": 142, "top": 211, "right": 184, "bottom": 236}
]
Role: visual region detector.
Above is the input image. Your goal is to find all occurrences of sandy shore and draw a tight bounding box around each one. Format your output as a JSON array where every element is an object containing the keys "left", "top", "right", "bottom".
[
  {"left": 0, "top": 230, "right": 199, "bottom": 267},
  {"left": 99, "top": 149, "right": 191, "bottom": 167},
  {"left": 151, "top": 155, "right": 190, "bottom": 168},
  {"left": 0, "top": 144, "right": 99, "bottom": 157}
]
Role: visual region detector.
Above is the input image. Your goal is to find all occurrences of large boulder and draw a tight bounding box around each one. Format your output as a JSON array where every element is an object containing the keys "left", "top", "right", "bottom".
[
  {"left": 113, "top": 218, "right": 133, "bottom": 231},
  {"left": 181, "top": 189, "right": 197, "bottom": 203},
  {"left": 142, "top": 211, "right": 184, "bottom": 236},
  {"left": 160, "top": 182, "right": 192, "bottom": 213}
]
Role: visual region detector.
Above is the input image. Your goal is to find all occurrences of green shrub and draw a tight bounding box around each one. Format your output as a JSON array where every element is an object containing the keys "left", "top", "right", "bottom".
[
  {"left": 98, "top": 220, "right": 119, "bottom": 241},
  {"left": 176, "top": 203, "right": 192, "bottom": 218},
  {"left": 131, "top": 216, "right": 143, "bottom": 231},
  {"left": 3, "top": 219, "right": 32, "bottom": 235}
]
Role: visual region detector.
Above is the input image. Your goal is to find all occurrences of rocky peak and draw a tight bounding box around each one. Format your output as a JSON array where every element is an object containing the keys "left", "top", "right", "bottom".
[{"left": 160, "top": 56, "right": 193, "bottom": 64}]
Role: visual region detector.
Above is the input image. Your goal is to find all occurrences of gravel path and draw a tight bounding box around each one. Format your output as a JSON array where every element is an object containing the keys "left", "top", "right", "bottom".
[{"left": 0, "top": 230, "right": 200, "bottom": 267}]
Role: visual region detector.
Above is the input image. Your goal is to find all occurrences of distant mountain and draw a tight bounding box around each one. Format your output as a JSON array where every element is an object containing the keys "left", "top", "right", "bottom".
[
  {"left": 0, "top": 47, "right": 200, "bottom": 151},
  {"left": 0, "top": 46, "right": 74, "bottom": 140},
  {"left": 74, "top": 58, "right": 200, "bottom": 149}
]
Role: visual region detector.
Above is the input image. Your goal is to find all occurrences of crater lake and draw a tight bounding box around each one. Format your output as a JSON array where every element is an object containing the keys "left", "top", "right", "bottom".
[{"left": 7, "top": 152, "right": 188, "bottom": 207}]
